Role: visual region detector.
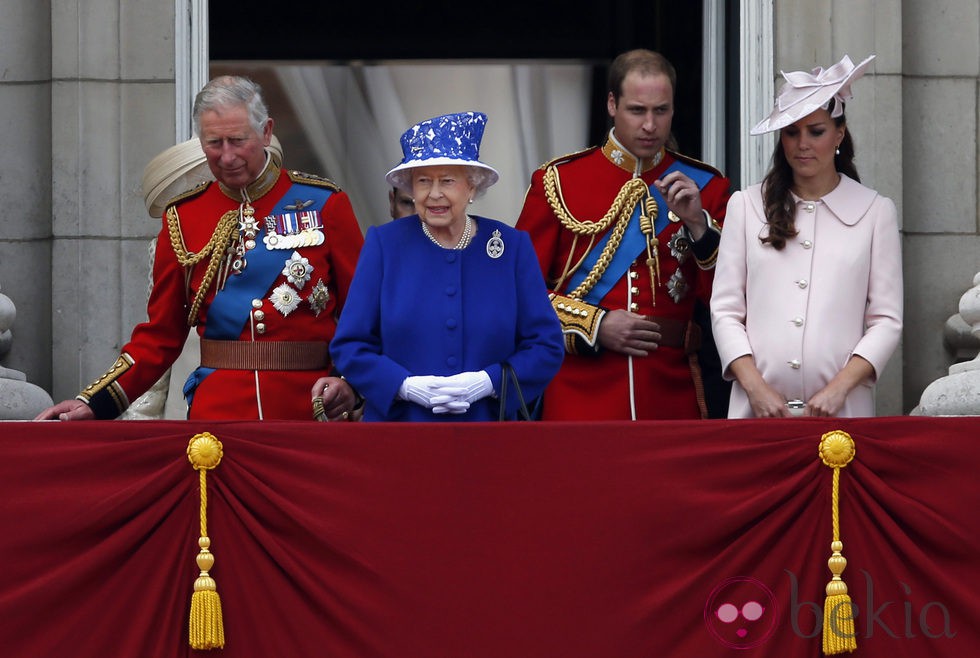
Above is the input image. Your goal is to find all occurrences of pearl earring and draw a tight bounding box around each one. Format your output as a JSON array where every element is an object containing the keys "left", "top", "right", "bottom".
[{"left": 835, "top": 146, "right": 841, "bottom": 155}]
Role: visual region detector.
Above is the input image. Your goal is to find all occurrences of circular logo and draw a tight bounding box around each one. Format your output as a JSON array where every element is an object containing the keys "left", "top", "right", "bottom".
[{"left": 704, "top": 576, "right": 779, "bottom": 649}]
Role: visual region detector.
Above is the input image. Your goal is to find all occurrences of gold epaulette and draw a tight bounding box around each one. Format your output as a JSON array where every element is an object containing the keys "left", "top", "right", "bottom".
[
  {"left": 163, "top": 180, "right": 212, "bottom": 212},
  {"left": 287, "top": 170, "right": 341, "bottom": 191},
  {"left": 550, "top": 293, "right": 605, "bottom": 351},
  {"left": 665, "top": 149, "right": 726, "bottom": 179},
  {"left": 536, "top": 145, "right": 599, "bottom": 171}
]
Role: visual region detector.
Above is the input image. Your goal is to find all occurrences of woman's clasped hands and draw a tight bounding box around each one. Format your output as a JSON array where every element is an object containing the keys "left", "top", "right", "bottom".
[{"left": 398, "top": 371, "right": 494, "bottom": 414}]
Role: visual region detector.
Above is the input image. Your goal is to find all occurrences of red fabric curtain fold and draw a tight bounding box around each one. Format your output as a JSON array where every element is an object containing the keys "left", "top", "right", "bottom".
[{"left": 1, "top": 417, "right": 977, "bottom": 657}]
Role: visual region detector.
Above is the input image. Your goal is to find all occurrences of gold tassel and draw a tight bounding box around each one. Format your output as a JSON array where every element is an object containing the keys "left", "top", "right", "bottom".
[
  {"left": 638, "top": 194, "right": 660, "bottom": 305},
  {"left": 187, "top": 432, "right": 226, "bottom": 650},
  {"left": 818, "top": 430, "right": 857, "bottom": 654}
]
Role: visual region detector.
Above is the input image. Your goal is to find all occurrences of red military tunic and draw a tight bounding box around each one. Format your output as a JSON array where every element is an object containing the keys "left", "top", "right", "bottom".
[
  {"left": 516, "top": 136, "right": 730, "bottom": 420},
  {"left": 78, "top": 160, "right": 363, "bottom": 420}
]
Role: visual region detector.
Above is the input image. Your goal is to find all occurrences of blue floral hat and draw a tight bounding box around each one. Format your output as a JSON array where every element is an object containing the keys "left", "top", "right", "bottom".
[{"left": 385, "top": 111, "right": 499, "bottom": 190}]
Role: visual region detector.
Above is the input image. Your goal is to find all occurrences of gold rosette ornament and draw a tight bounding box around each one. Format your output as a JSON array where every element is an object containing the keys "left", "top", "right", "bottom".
[
  {"left": 818, "top": 430, "right": 857, "bottom": 654},
  {"left": 187, "top": 432, "right": 225, "bottom": 650}
]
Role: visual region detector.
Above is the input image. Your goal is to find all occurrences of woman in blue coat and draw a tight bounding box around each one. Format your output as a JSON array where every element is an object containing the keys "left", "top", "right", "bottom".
[{"left": 330, "top": 111, "right": 564, "bottom": 421}]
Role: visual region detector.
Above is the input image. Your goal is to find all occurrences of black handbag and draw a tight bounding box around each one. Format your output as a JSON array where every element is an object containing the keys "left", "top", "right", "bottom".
[{"left": 498, "top": 363, "right": 539, "bottom": 421}]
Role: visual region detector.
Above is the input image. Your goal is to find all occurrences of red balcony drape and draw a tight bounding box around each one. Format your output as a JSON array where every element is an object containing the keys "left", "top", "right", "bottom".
[{"left": 1, "top": 417, "right": 977, "bottom": 657}]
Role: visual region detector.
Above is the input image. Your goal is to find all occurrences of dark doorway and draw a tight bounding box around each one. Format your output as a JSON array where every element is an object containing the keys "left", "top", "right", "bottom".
[{"left": 209, "top": 0, "right": 706, "bottom": 155}]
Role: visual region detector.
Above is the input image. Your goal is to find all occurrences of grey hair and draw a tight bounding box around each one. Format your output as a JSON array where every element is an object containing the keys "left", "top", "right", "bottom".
[
  {"left": 464, "top": 166, "right": 496, "bottom": 198},
  {"left": 192, "top": 75, "right": 269, "bottom": 136},
  {"left": 392, "top": 164, "right": 498, "bottom": 197}
]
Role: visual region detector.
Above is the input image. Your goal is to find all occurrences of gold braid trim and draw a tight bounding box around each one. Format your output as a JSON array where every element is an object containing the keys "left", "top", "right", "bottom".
[
  {"left": 543, "top": 165, "right": 647, "bottom": 236},
  {"left": 166, "top": 206, "right": 240, "bottom": 327},
  {"left": 543, "top": 165, "right": 649, "bottom": 300}
]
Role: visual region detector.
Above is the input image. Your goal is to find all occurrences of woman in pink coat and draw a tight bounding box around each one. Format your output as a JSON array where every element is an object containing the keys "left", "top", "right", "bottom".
[{"left": 711, "top": 54, "right": 903, "bottom": 418}]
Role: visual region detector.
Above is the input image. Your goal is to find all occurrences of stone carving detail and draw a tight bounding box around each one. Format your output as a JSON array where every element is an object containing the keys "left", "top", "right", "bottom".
[
  {"left": 0, "top": 286, "right": 55, "bottom": 419},
  {"left": 914, "top": 273, "right": 980, "bottom": 416}
]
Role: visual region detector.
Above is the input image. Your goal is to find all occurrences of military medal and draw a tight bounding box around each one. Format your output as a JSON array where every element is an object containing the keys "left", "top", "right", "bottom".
[
  {"left": 269, "top": 283, "right": 302, "bottom": 316},
  {"left": 282, "top": 251, "right": 313, "bottom": 289},
  {"left": 667, "top": 232, "right": 691, "bottom": 264},
  {"left": 240, "top": 204, "right": 259, "bottom": 250},
  {"left": 263, "top": 206, "right": 325, "bottom": 250},
  {"left": 307, "top": 279, "right": 330, "bottom": 317},
  {"left": 486, "top": 229, "right": 504, "bottom": 259},
  {"left": 667, "top": 269, "right": 689, "bottom": 303}
]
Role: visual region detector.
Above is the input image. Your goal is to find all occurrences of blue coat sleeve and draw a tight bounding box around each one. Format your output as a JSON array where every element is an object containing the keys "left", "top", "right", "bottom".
[{"left": 496, "top": 230, "right": 564, "bottom": 416}]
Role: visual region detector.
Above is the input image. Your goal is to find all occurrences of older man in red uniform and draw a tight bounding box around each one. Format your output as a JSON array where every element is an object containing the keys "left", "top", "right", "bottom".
[
  {"left": 516, "top": 50, "right": 731, "bottom": 420},
  {"left": 38, "top": 76, "right": 364, "bottom": 421}
]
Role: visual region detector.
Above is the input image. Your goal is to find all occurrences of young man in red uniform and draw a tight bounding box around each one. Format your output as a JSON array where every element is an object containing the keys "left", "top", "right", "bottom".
[
  {"left": 37, "top": 76, "right": 364, "bottom": 421},
  {"left": 516, "top": 49, "right": 732, "bottom": 420}
]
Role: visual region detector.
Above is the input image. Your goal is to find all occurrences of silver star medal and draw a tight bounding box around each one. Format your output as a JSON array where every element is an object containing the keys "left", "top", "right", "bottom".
[
  {"left": 269, "top": 283, "right": 302, "bottom": 316},
  {"left": 282, "top": 251, "right": 313, "bottom": 289},
  {"left": 667, "top": 269, "right": 689, "bottom": 303},
  {"left": 667, "top": 232, "right": 691, "bottom": 264},
  {"left": 307, "top": 278, "right": 330, "bottom": 317},
  {"left": 486, "top": 229, "right": 505, "bottom": 259}
]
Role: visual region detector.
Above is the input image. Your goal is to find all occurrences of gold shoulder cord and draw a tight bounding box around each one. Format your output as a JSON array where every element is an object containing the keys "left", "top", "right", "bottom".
[
  {"left": 166, "top": 206, "right": 240, "bottom": 326},
  {"left": 542, "top": 165, "right": 653, "bottom": 300}
]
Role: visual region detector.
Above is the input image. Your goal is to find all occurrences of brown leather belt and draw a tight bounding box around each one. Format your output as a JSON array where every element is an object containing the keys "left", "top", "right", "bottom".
[
  {"left": 653, "top": 317, "right": 701, "bottom": 353},
  {"left": 199, "top": 339, "right": 329, "bottom": 371}
]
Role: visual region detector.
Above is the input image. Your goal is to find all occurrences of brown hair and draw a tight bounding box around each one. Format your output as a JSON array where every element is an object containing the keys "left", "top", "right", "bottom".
[
  {"left": 607, "top": 49, "right": 677, "bottom": 104},
  {"left": 760, "top": 100, "right": 860, "bottom": 250}
]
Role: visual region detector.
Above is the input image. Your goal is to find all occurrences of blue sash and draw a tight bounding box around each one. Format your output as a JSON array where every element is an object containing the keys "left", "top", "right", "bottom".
[
  {"left": 565, "top": 160, "right": 715, "bottom": 305},
  {"left": 183, "top": 182, "right": 334, "bottom": 409},
  {"left": 203, "top": 182, "right": 334, "bottom": 339}
]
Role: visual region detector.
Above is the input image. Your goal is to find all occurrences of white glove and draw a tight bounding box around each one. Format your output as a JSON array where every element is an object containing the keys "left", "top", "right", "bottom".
[
  {"left": 431, "top": 399, "right": 471, "bottom": 415},
  {"left": 430, "top": 371, "right": 494, "bottom": 405},
  {"left": 397, "top": 375, "right": 444, "bottom": 409}
]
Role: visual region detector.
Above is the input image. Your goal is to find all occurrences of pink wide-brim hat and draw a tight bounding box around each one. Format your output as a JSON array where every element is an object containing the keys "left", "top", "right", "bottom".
[{"left": 751, "top": 54, "right": 876, "bottom": 135}]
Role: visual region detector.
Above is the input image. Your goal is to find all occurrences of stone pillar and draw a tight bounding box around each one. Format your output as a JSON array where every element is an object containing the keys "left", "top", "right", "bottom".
[
  {"left": 48, "top": 1, "right": 178, "bottom": 402},
  {"left": 0, "top": 0, "right": 53, "bottom": 392}
]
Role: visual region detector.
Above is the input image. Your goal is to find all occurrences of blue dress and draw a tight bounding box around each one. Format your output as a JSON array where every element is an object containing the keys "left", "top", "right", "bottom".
[{"left": 330, "top": 215, "right": 564, "bottom": 421}]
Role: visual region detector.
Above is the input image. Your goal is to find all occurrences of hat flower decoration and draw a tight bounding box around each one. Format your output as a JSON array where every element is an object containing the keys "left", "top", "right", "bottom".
[
  {"left": 751, "top": 54, "right": 876, "bottom": 135},
  {"left": 386, "top": 111, "right": 499, "bottom": 190}
]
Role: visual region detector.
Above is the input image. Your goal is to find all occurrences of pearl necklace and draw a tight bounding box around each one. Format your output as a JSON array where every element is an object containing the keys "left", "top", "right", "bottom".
[{"left": 421, "top": 216, "right": 473, "bottom": 250}]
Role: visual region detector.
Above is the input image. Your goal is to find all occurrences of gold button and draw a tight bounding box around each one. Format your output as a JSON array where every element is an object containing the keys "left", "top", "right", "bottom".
[
  {"left": 254, "top": 310, "right": 265, "bottom": 322},
  {"left": 629, "top": 302, "right": 639, "bottom": 312},
  {"left": 629, "top": 271, "right": 639, "bottom": 279},
  {"left": 630, "top": 286, "right": 639, "bottom": 295}
]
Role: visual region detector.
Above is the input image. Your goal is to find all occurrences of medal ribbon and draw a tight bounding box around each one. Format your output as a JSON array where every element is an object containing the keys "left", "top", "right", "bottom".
[{"left": 203, "top": 182, "right": 333, "bottom": 339}]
